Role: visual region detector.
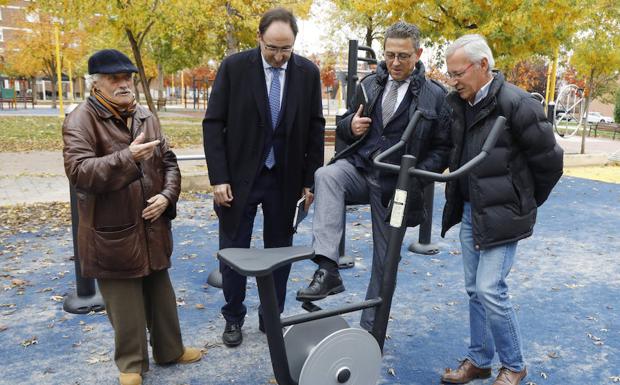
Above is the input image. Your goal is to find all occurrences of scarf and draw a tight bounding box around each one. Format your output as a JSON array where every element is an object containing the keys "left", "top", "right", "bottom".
[{"left": 92, "top": 87, "right": 137, "bottom": 120}]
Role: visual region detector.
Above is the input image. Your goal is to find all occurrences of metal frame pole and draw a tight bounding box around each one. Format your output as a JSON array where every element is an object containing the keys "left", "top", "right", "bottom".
[{"left": 63, "top": 185, "right": 105, "bottom": 314}]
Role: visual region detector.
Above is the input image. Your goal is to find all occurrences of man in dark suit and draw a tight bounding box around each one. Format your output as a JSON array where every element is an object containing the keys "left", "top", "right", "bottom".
[
  {"left": 203, "top": 8, "right": 324, "bottom": 347},
  {"left": 295, "top": 22, "right": 451, "bottom": 331}
]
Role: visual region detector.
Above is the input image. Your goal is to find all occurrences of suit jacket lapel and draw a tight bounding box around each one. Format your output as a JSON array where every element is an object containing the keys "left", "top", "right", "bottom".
[
  {"left": 281, "top": 54, "right": 300, "bottom": 137},
  {"left": 249, "top": 48, "right": 269, "bottom": 127}
]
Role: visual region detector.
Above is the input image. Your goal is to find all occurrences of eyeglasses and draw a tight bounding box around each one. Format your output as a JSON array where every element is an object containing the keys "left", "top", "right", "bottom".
[
  {"left": 384, "top": 52, "right": 413, "bottom": 62},
  {"left": 446, "top": 63, "right": 475, "bottom": 80},
  {"left": 261, "top": 39, "right": 294, "bottom": 54}
]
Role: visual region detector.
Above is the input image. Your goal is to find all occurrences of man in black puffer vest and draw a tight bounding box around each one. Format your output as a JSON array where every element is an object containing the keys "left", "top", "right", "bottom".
[
  {"left": 440, "top": 34, "right": 563, "bottom": 385},
  {"left": 296, "top": 21, "right": 451, "bottom": 331}
]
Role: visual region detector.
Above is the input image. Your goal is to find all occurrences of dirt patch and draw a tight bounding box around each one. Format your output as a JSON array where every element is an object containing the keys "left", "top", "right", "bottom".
[{"left": 563, "top": 165, "right": 620, "bottom": 184}]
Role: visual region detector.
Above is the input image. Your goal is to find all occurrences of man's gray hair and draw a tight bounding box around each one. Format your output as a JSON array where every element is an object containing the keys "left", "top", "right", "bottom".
[
  {"left": 85, "top": 73, "right": 102, "bottom": 90},
  {"left": 384, "top": 21, "right": 421, "bottom": 50},
  {"left": 446, "top": 34, "right": 495, "bottom": 73}
]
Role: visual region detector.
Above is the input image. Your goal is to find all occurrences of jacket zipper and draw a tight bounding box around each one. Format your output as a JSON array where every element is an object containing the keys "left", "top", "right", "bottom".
[{"left": 128, "top": 118, "right": 153, "bottom": 264}]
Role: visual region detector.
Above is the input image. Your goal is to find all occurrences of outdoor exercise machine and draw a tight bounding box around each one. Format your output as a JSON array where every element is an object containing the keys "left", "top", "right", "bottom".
[
  {"left": 62, "top": 106, "right": 105, "bottom": 315},
  {"left": 339, "top": 39, "right": 441, "bottom": 258},
  {"left": 217, "top": 113, "right": 507, "bottom": 385}
]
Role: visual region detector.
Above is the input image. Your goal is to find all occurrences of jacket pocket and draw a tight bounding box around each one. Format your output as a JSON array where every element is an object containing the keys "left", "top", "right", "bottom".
[
  {"left": 94, "top": 223, "right": 143, "bottom": 271},
  {"left": 149, "top": 219, "right": 173, "bottom": 259}
]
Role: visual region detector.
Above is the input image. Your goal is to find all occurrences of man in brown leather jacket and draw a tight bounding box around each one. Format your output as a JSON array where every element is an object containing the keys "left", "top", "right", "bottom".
[{"left": 62, "top": 49, "right": 201, "bottom": 385}]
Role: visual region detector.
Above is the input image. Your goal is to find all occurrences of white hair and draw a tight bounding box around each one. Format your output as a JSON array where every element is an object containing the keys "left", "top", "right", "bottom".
[
  {"left": 85, "top": 73, "right": 102, "bottom": 91},
  {"left": 446, "top": 34, "right": 495, "bottom": 74}
]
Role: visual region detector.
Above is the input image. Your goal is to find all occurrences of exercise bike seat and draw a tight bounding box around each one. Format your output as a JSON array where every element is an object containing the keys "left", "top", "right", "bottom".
[{"left": 218, "top": 246, "right": 315, "bottom": 277}]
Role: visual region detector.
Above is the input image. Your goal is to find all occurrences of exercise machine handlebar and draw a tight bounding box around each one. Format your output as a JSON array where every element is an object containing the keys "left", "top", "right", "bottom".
[{"left": 374, "top": 116, "right": 507, "bottom": 180}]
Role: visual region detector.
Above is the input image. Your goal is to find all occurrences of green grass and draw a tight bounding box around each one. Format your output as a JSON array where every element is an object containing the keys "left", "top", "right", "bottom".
[
  {"left": 0, "top": 116, "right": 203, "bottom": 152},
  {"left": 0, "top": 116, "right": 63, "bottom": 152},
  {"left": 555, "top": 121, "right": 618, "bottom": 140}
]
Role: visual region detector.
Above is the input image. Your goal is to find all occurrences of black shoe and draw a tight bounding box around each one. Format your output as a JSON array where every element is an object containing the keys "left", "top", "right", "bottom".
[
  {"left": 296, "top": 268, "right": 345, "bottom": 301},
  {"left": 222, "top": 321, "right": 243, "bottom": 347},
  {"left": 258, "top": 315, "right": 265, "bottom": 334}
]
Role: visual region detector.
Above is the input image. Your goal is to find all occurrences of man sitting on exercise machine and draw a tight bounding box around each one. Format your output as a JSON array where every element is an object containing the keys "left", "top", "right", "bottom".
[{"left": 296, "top": 21, "right": 451, "bottom": 331}]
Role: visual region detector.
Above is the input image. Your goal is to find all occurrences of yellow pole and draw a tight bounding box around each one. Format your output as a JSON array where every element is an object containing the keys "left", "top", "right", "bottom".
[
  {"left": 171, "top": 74, "right": 175, "bottom": 99},
  {"left": 544, "top": 59, "right": 553, "bottom": 107},
  {"left": 68, "top": 60, "right": 74, "bottom": 102},
  {"left": 54, "top": 25, "right": 64, "bottom": 117},
  {"left": 548, "top": 46, "right": 560, "bottom": 104}
]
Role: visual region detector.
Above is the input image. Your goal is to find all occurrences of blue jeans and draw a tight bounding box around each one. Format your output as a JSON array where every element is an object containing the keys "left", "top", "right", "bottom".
[{"left": 460, "top": 202, "right": 525, "bottom": 372}]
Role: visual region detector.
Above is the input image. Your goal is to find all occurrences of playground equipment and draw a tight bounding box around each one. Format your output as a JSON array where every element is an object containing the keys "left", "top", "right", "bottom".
[
  {"left": 217, "top": 113, "right": 507, "bottom": 385},
  {"left": 554, "top": 84, "right": 585, "bottom": 138}
]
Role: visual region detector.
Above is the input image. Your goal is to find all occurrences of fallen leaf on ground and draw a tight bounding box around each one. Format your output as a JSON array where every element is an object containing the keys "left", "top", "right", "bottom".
[{"left": 21, "top": 336, "right": 38, "bottom": 347}]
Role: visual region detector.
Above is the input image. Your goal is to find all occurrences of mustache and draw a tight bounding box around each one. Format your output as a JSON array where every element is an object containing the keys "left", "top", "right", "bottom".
[{"left": 114, "top": 88, "right": 133, "bottom": 97}]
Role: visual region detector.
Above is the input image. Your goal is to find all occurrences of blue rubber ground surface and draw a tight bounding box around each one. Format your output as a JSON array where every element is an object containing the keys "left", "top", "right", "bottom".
[{"left": 1, "top": 175, "right": 618, "bottom": 385}]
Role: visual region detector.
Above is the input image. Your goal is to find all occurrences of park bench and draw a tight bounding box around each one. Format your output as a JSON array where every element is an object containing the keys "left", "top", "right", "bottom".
[
  {"left": 324, "top": 126, "right": 336, "bottom": 146},
  {"left": 590, "top": 121, "right": 619, "bottom": 140},
  {"left": 156, "top": 97, "right": 167, "bottom": 111},
  {"left": 16, "top": 95, "right": 35, "bottom": 108},
  {"left": 0, "top": 97, "right": 16, "bottom": 109}
]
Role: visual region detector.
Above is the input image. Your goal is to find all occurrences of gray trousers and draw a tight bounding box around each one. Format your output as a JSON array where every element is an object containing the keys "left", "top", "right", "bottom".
[
  {"left": 97, "top": 269, "right": 184, "bottom": 374},
  {"left": 312, "top": 159, "right": 389, "bottom": 330}
]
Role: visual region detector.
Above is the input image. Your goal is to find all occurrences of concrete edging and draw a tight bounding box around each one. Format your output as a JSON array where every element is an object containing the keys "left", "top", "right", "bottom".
[
  {"left": 563, "top": 153, "right": 610, "bottom": 167},
  {"left": 180, "top": 153, "right": 612, "bottom": 192}
]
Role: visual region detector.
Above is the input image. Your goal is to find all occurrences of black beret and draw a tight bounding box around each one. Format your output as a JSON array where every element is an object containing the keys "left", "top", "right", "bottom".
[{"left": 88, "top": 49, "right": 138, "bottom": 75}]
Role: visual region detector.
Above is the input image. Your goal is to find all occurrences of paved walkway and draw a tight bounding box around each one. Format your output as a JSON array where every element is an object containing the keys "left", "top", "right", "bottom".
[
  {"left": 0, "top": 104, "right": 618, "bottom": 206},
  {"left": 0, "top": 148, "right": 207, "bottom": 206}
]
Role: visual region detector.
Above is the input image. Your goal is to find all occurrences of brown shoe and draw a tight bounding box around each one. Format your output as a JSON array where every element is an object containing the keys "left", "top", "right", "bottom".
[
  {"left": 492, "top": 367, "right": 527, "bottom": 385},
  {"left": 441, "top": 359, "right": 492, "bottom": 384},
  {"left": 119, "top": 372, "right": 142, "bottom": 385},
  {"left": 175, "top": 347, "right": 202, "bottom": 364}
]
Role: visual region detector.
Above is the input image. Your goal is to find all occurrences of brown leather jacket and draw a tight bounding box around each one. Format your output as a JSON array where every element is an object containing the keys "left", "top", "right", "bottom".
[{"left": 62, "top": 97, "right": 181, "bottom": 279}]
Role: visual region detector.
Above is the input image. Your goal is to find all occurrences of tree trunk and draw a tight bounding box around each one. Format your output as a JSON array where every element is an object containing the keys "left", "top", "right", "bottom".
[
  {"left": 126, "top": 28, "right": 157, "bottom": 118},
  {"left": 133, "top": 77, "right": 141, "bottom": 103},
  {"left": 225, "top": 1, "right": 239, "bottom": 56},
  {"left": 157, "top": 62, "right": 164, "bottom": 110},
  {"left": 30, "top": 77, "right": 37, "bottom": 105},
  {"left": 51, "top": 72, "right": 57, "bottom": 110},
  {"left": 580, "top": 68, "right": 596, "bottom": 155},
  {"left": 365, "top": 17, "right": 373, "bottom": 50}
]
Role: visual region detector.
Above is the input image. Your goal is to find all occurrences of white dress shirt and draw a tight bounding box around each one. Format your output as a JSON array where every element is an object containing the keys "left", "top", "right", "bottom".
[
  {"left": 261, "top": 54, "right": 287, "bottom": 105},
  {"left": 381, "top": 76, "right": 411, "bottom": 116},
  {"left": 469, "top": 77, "right": 494, "bottom": 106}
]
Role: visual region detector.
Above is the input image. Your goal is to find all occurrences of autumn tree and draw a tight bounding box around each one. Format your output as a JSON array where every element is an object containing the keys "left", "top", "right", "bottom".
[
  {"left": 206, "top": 0, "right": 313, "bottom": 56},
  {"left": 3, "top": 10, "right": 89, "bottom": 108},
  {"left": 568, "top": 0, "right": 620, "bottom": 152},
  {"left": 330, "top": 0, "right": 395, "bottom": 49},
  {"left": 399, "top": 0, "right": 587, "bottom": 70},
  {"left": 505, "top": 57, "right": 548, "bottom": 95}
]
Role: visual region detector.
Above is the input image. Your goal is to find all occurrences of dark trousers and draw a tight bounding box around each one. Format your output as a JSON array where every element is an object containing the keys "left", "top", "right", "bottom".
[
  {"left": 219, "top": 166, "right": 293, "bottom": 324},
  {"left": 97, "top": 269, "right": 184, "bottom": 374}
]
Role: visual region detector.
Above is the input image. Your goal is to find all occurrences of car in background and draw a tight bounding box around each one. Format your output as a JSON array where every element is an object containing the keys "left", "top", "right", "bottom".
[
  {"left": 554, "top": 107, "right": 576, "bottom": 122},
  {"left": 586, "top": 111, "right": 614, "bottom": 123}
]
